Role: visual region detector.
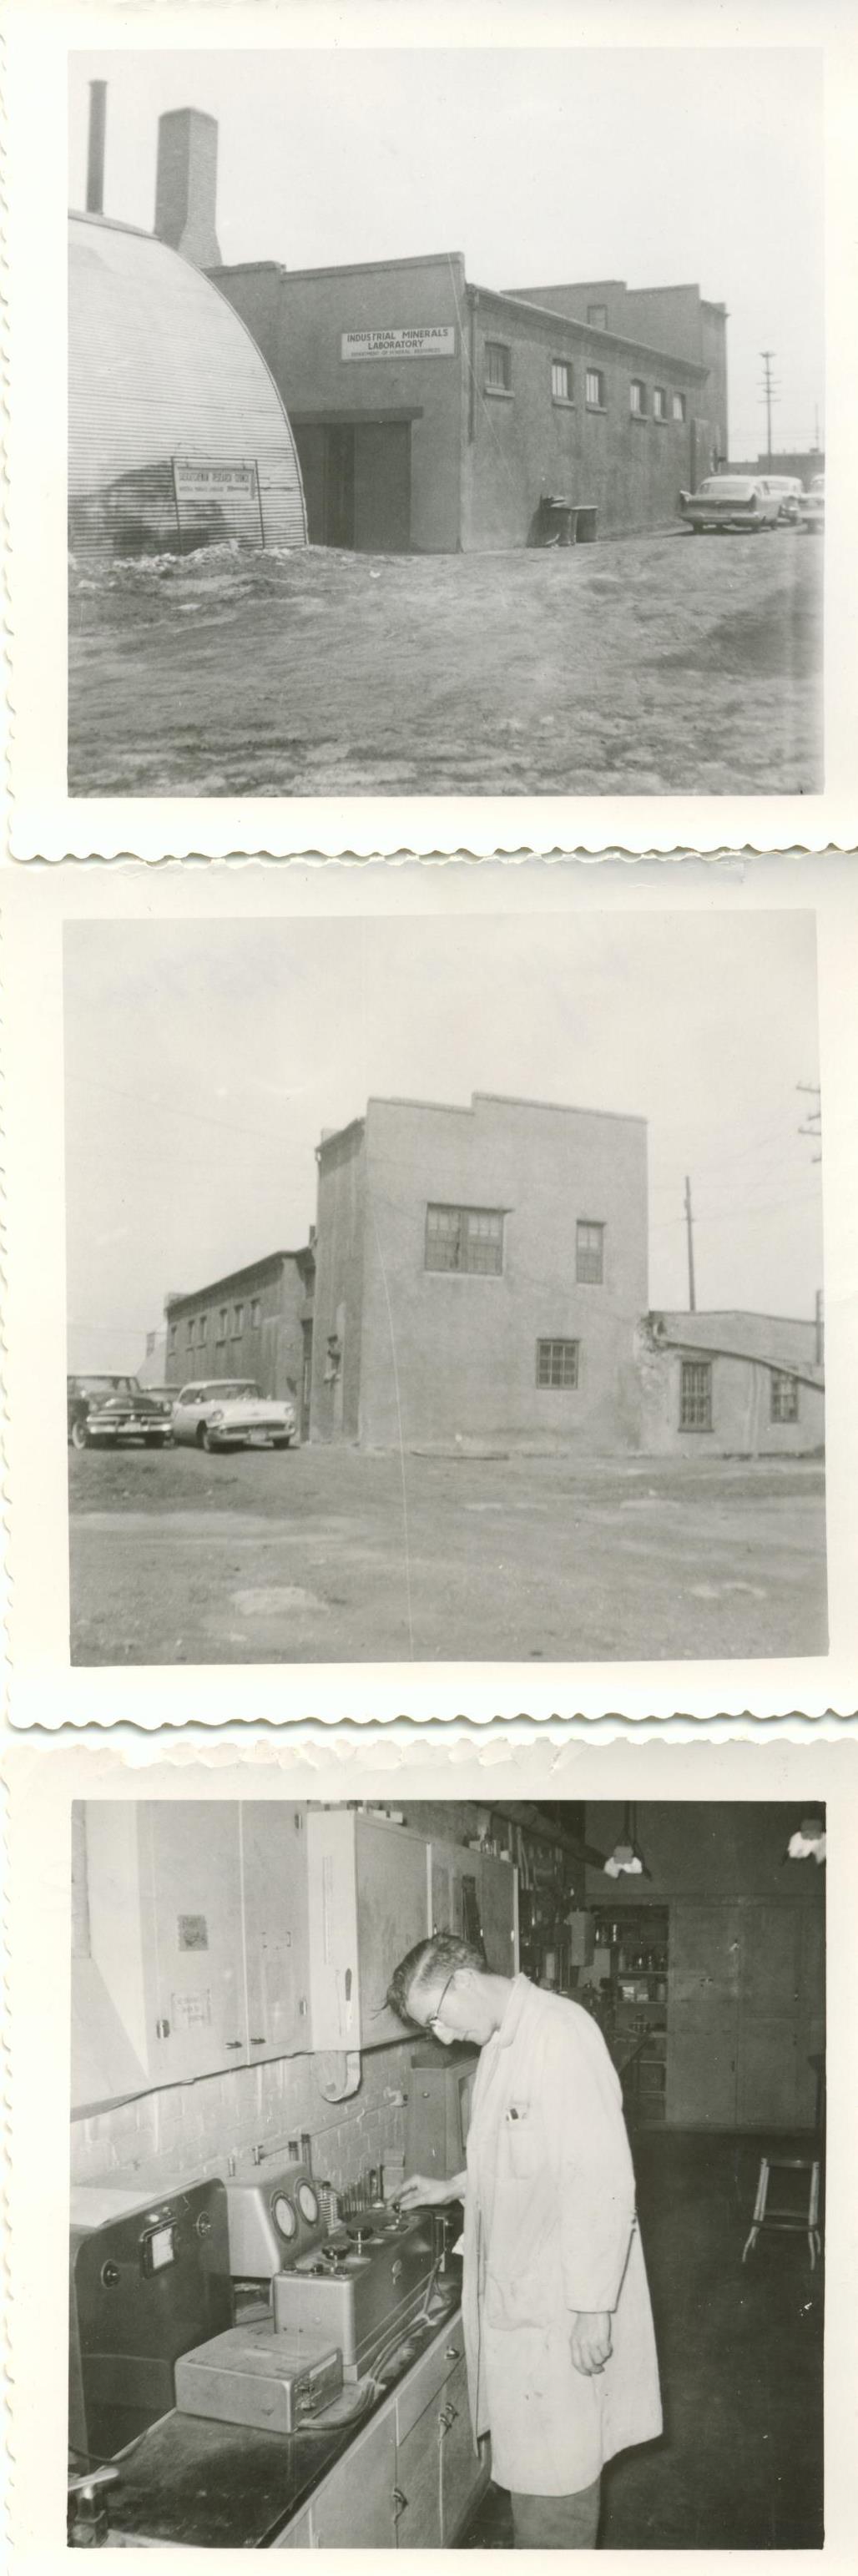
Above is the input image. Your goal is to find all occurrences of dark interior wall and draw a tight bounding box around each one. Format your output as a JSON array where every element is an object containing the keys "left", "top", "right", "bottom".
[{"left": 584, "top": 1802, "right": 825, "bottom": 1902}]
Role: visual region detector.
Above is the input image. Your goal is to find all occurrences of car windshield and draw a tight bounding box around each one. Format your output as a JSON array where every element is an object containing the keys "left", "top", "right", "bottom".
[
  {"left": 78, "top": 1376, "right": 136, "bottom": 1398},
  {"left": 698, "top": 478, "right": 753, "bottom": 497},
  {"left": 184, "top": 1382, "right": 260, "bottom": 1402}
]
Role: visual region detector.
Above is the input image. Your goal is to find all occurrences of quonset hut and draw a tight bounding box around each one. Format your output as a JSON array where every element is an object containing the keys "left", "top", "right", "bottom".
[{"left": 68, "top": 214, "right": 307, "bottom": 557}]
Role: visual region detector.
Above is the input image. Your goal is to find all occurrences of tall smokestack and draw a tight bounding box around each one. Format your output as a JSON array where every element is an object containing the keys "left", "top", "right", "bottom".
[
  {"left": 154, "top": 108, "right": 221, "bottom": 269},
  {"left": 86, "top": 79, "right": 107, "bottom": 215}
]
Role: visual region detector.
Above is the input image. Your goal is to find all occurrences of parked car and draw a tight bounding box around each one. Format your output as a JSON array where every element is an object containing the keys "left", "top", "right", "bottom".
[
  {"left": 67, "top": 1374, "right": 173, "bottom": 1450},
  {"left": 170, "top": 1379, "right": 297, "bottom": 1453},
  {"left": 756, "top": 475, "right": 803, "bottom": 524},
  {"left": 679, "top": 475, "right": 781, "bottom": 533},
  {"left": 800, "top": 474, "right": 825, "bottom": 532}
]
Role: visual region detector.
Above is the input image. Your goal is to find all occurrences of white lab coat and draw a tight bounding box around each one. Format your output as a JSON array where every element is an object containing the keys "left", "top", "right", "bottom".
[{"left": 461, "top": 1976, "right": 662, "bottom": 2496}]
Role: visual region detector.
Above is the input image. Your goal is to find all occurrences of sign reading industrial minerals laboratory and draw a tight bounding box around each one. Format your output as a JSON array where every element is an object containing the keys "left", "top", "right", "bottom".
[
  {"left": 173, "top": 461, "right": 259, "bottom": 497},
  {"left": 341, "top": 326, "right": 456, "bottom": 361}
]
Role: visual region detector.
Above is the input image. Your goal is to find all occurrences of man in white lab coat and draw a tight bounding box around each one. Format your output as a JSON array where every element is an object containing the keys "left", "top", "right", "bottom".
[{"left": 388, "top": 1934, "right": 662, "bottom": 2550}]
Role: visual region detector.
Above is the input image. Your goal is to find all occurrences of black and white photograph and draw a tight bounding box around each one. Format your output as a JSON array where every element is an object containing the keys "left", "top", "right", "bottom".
[
  {"left": 65, "top": 1783, "right": 825, "bottom": 2550},
  {"left": 63, "top": 900, "right": 826, "bottom": 1671},
  {"left": 64, "top": 33, "right": 824, "bottom": 803}
]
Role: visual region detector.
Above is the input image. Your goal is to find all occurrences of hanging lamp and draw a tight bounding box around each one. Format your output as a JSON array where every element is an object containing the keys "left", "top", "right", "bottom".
[{"left": 603, "top": 1801, "right": 650, "bottom": 1879}]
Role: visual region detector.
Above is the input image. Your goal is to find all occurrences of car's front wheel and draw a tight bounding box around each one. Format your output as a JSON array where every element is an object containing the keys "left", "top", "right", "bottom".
[
  {"left": 201, "top": 1424, "right": 225, "bottom": 1454},
  {"left": 70, "top": 1418, "right": 90, "bottom": 1451}
]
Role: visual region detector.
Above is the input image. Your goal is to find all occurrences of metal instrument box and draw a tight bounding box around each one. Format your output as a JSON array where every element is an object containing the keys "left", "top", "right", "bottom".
[
  {"left": 272, "top": 2207, "right": 437, "bottom": 2379},
  {"left": 174, "top": 2322, "right": 343, "bottom": 2433},
  {"left": 68, "top": 2179, "right": 233, "bottom": 2462}
]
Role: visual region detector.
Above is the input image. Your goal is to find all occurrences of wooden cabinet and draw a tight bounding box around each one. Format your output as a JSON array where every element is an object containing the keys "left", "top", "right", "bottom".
[
  {"left": 395, "top": 2397, "right": 442, "bottom": 2547},
  {"left": 667, "top": 1897, "right": 825, "bottom": 2130},
  {"left": 240, "top": 1802, "right": 310, "bottom": 2061},
  {"left": 478, "top": 1852, "right": 519, "bottom": 1974},
  {"left": 307, "top": 1812, "right": 430, "bottom": 2048},
  {"left": 82, "top": 1800, "right": 311, "bottom": 2097},
  {"left": 440, "top": 2357, "right": 482, "bottom": 2543},
  {"left": 307, "top": 2407, "right": 397, "bottom": 2549},
  {"left": 426, "top": 1837, "right": 477, "bottom": 1938}
]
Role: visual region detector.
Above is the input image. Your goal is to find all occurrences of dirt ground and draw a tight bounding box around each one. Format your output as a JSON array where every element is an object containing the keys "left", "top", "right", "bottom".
[
  {"left": 68, "top": 1444, "right": 827, "bottom": 1666},
  {"left": 68, "top": 528, "right": 823, "bottom": 798}
]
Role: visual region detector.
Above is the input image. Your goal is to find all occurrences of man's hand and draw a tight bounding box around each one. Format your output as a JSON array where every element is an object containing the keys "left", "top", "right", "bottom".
[
  {"left": 393, "top": 2172, "right": 462, "bottom": 2210},
  {"left": 569, "top": 2311, "right": 613, "bottom": 2376}
]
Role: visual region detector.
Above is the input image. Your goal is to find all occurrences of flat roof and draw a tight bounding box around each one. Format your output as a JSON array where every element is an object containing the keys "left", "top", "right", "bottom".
[
  {"left": 318, "top": 1091, "right": 647, "bottom": 1155},
  {"left": 164, "top": 1247, "right": 313, "bottom": 1313}
]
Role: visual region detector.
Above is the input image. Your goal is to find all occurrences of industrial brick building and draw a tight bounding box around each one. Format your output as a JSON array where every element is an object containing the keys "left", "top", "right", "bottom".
[
  {"left": 637, "top": 1310, "right": 825, "bottom": 1458},
  {"left": 213, "top": 250, "right": 727, "bottom": 552},
  {"left": 164, "top": 1248, "right": 315, "bottom": 1438},
  {"left": 310, "top": 1092, "right": 649, "bottom": 1450}
]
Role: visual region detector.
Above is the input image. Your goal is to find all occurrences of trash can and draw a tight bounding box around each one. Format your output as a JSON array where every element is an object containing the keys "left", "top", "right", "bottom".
[
  {"left": 538, "top": 495, "right": 574, "bottom": 547},
  {"left": 575, "top": 506, "right": 598, "bottom": 544}
]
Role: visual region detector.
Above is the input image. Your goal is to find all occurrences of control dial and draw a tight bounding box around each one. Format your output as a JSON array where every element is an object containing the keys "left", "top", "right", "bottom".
[{"left": 272, "top": 2194, "right": 297, "bottom": 2241}]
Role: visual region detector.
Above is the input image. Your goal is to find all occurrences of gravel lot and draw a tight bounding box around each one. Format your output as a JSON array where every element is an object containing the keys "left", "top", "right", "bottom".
[
  {"left": 68, "top": 1444, "right": 827, "bottom": 1666},
  {"left": 68, "top": 527, "right": 823, "bottom": 798}
]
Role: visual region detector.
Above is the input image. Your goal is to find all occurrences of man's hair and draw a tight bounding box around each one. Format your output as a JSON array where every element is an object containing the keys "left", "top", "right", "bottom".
[{"left": 387, "top": 1930, "right": 487, "bottom": 2026}]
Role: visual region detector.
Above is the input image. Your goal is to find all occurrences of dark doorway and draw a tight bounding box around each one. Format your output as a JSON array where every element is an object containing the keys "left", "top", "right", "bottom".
[
  {"left": 293, "top": 420, "right": 411, "bottom": 552},
  {"left": 300, "top": 1319, "right": 313, "bottom": 1445}
]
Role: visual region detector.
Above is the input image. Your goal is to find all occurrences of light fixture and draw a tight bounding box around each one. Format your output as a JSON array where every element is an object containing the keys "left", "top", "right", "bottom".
[
  {"left": 603, "top": 1802, "right": 650, "bottom": 1879},
  {"left": 785, "top": 1813, "right": 826, "bottom": 1865}
]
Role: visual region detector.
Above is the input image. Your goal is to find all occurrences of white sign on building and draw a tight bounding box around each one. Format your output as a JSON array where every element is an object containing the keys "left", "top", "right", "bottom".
[
  {"left": 341, "top": 326, "right": 456, "bottom": 362},
  {"left": 173, "top": 461, "right": 259, "bottom": 497}
]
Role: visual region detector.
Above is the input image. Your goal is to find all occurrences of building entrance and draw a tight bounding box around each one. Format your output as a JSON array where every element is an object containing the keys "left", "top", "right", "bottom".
[{"left": 293, "top": 418, "right": 412, "bottom": 552}]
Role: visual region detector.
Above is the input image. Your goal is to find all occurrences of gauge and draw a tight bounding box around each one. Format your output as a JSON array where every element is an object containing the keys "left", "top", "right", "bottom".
[
  {"left": 297, "top": 2182, "right": 319, "bottom": 2224},
  {"left": 272, "top": 2194, "right": 297, "bottom": 2241}
]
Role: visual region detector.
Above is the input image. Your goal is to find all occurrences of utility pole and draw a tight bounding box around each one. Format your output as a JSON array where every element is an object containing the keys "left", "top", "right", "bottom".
[
  {"left": 797, "top": 1081, "right": 821, "bottom": 1163},
  {"left": 760, "top": 350, "right": 779, "bottom": 468},
  {"left": 684, "top": 1175, "right": 696, "bottom": 1313}
]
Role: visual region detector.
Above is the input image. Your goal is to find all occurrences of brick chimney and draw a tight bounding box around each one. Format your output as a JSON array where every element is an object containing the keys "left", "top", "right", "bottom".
[{"left": 154, "top": 108, "right": 221, "bottom": 268}]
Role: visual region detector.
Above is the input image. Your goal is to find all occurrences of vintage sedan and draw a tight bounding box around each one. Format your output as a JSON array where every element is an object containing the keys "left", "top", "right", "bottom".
[
  {"left": 756, "top": 475, "right": 804, "bottom": 524},
  {"left": 171, "top": 1379, "right": 297, "bottom": 1453},
  {"left": 67, "top": 1374, "right": 173, "bottom": 1450},
  {"left": 800, "top": 474, "right": 825, "bottom": 532},
  {"left": 679, "top": 475, "right": 781, "bottom": 533}
]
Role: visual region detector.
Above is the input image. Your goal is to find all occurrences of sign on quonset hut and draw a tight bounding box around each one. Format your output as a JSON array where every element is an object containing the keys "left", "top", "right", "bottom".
[
  {"left": 173, "top": 461, "right": 259, "bottom": 497},
  {"left": 341, "top": 326, "right": 456, "bottom": 361}
]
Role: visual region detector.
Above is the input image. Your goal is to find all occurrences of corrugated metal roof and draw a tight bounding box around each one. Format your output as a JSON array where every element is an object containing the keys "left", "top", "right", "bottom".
[{"left": 68, "top": 214, "right": 306, "bottom": 553}]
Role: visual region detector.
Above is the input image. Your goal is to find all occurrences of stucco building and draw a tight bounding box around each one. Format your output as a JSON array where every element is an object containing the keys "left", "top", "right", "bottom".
[
  {"left": 164, "top": 1248, "right": 315, "bottom": 1437},
  {"left": 310, "top": 1091, "right": 648, "bottom": 1450},
  {"left": 637, "top": 1310, "right": 825, "bottom": 1458},
  {"left": 213, "top": 250, "right": 727, "bottom": 552}
]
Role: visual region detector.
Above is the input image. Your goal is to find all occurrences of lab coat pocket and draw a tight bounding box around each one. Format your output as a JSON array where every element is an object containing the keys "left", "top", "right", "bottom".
[{"left": 505, "top": 2103, "right": 543, "bottom": 2181}]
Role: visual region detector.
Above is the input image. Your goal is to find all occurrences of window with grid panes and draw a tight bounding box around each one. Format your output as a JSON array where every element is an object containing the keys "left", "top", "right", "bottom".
[
  {"left": 485, "top": 340, "right": 512, "bottom": 392},
  {"left": 232, "top": 1303, "right": 244, "bottom": 1337},
  {"left": 630, "top": 378, "right": 647, "bottom": 416},
  {"left": 186, "top": 1319, "right": 195, "bottom": 1346},
  {"left": 679, "top": 1359, "right": 712, "bottom": 1430},
  {"left": 770, "top": 1370, "right": 800, "bottom": 1423},
  {"left": 552, "top": 359, "right": 573, "bottom": 403},
  {"left": 586, "top": 368, "right": 604, "bottom": 408},
  {"left": 425, "top": 1204, "right": 504, "bottom": 1274},
  {"left": 672, "top": 391, "right": 686, "bottom": 422},
  {"left": 198, "top": 1315, "right": 207, "bottom": 1343},
  {"left": 576, "top": 1220, "right": 604, "bottom": 1284},
  {"left": 537, "top": 1338, "right": 579, "bottom": 1389},
  {"left": 653, "top": 386, "right": 667, "bottom": 421}
]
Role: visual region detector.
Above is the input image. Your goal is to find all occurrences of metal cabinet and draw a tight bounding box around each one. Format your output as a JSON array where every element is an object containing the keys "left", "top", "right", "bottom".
[
  {"left": 395, "top": 2396, "right": 443, "bottom": 2547},
  {"left": 307, "top": 1811, "right": 430, "bottom": 2048},
  {"left": 85, "top": 1801, "right": 247, "bottom": 2089},
  {"left": 440, "top": 2357, "right": 484, "bottom": 2543},
  {"left": 667, "top": 1897, "right": 825, "bottom": 2130},
  {"left": 240, "top": 1802, "right": 310, "bottom": 2062},
  {"left": 82, "top": 1800, "right": 312, "bottom": 2096},
  {"left": 307, "top": 2406, "right": 396, "bottom": 2548},
  {"left": 427, "top": 1838, "right": 519, "bottom": 1974},
  {"left": 426, "top": 1837, "right": 477, "bottom": 1939}
]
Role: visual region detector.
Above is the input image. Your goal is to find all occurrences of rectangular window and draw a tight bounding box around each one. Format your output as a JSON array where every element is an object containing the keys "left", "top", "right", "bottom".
[
  {"left": 198, "top": 1314, "right": 208, "bottom": 1345},
  {"left": 630, "top": 378, "right": 647, "bottom": 416},
  {"left": 186, "top": 1319, "right": 195, "bottom": 1347},
  {"left": 587, "top": 303, "right": 608, "bottom": 330},
  {"left": 551, "top": 359, "right": 573, "bottom": 404},
  {"left": 537, "top": 1338, "right": 579, "bottom": 1389},
  {"left": 250, "top": 1297, "right": 261, "bottom": 1328},
  {"left": 231, "top": 1303, "right": 244, "bottom": 1337},
  {"left": 680, "top": 1360, "right": 713, "bottom": 1431},
  {"left": 219, "top": 1307, "right": 228, "bottom": 1335},
  {"left": 672, "top": 391, "right": 686, "bottom": 422},
  {"left": 169, "top": 1323, "right": 177, "bottom": 1353},
  {"left": 770, "top": 1370, "right": 800, "bottom": 1424},
  {"left": 586, "top": 368, "right": 605, "bottom": 409},
  {"left": 653, "top": 386, "right": 667, "bottom": 421},
  {"left": 576, "top": 1221, "right": 605, "bottom": 1285},
  {"left": 485, "top": 340, "right": 512, "bottom": 393},
  {"left": 426, "top": 1204, "right": 504, "bottom": 1275}
]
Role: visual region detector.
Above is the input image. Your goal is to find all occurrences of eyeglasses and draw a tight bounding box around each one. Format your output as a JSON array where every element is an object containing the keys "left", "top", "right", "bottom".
[{"left": 424, "top": 1970, "right": 458, "bottom": 2033}]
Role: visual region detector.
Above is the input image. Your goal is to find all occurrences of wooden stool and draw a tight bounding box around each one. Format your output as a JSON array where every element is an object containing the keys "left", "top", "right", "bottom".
[{"left": 742, "top": 2154, "right": 821, "bottom": 2268}]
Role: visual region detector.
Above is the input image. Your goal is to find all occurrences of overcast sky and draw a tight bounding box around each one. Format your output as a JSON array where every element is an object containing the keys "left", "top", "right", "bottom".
[
  {"left": 68, "top": 47, "right": 824, "bottom": 459},
  {"left": 64, "top": 913, "right": 822, "bottom": 1374}
]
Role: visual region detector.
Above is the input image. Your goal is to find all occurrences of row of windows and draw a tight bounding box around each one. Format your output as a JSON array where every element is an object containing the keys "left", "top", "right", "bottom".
[
  {"left": 485, "top": 340, "right": 687, "bottom": 421},
  {"left": 680, "top": 1361, "right": 801, "bottom": 1432},
  {"left": 425, "top": 1204, "right": 604, "bottom": 1283},
  {"left": 168, "top": 1296, "right": 263, "bottom": 1353}
]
